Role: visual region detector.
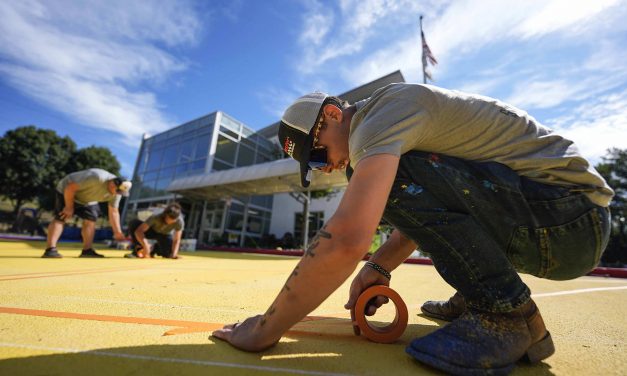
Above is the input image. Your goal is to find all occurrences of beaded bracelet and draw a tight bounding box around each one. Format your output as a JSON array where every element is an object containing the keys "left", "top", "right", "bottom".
[{"left": 366, "top": 261, "right": 391, "bottom": 280}]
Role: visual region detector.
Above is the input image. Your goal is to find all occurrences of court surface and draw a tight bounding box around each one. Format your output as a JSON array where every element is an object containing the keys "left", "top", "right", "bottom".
[{"left": 0, "top": 240, "right": 625, "bottom": 375}]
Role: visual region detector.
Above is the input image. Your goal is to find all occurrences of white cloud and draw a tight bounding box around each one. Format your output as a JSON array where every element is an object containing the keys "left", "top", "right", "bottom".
[
  {"left": 547, "top": 91, "right": 627, "bottom": 163},
  {"left": 0, "top": 0, "right": 202, "bottom": 145},
  {"left": 296, "top": 0, "right": 431, "bottom": 74},
  {"left": 324, "top": 0, "right": 626, "bottom": 86},
  {"left": 506, "top": 80, "right": 584, "bottom": 109},
  {"left": 515, "top": 0, "right": 621, "bottom": 38}
]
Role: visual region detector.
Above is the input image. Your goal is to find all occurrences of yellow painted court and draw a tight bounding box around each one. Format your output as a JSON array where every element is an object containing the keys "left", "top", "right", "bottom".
[{"left": 0, "top": 240, "right": 626, "bottom": 375}]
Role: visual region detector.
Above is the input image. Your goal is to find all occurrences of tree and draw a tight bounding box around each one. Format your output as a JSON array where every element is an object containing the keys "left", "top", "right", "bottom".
[
  {"left": 0, "top": 126, "right": 76, "bottom": 216},
  {"left": 595, "top": 148, "right": 627, "bottom": 266},
  {"left": 66, "top": 146, "right": 121, "bottom": 176}
]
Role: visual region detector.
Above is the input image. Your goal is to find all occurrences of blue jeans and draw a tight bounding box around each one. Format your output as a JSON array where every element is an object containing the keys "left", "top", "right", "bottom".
[{"left": 381, "top": 151, "right": 611, "bottom": 312}]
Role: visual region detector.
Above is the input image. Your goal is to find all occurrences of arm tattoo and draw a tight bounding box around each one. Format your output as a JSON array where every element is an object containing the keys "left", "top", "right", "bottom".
[
  {"left": 305, "top": 225, "right": 332, "bottom": 258},
  {"left": 281, "top": 266, "right": 299, "bottom": 293},
  {"left": 260, "top": 304, "right": 276, "bottom": 327}
]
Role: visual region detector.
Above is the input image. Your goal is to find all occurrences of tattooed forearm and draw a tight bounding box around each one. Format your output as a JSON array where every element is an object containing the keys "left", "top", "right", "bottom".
[
  {"left": 281, "top": 266, "right": 299, "bottom": 293},
  {"left": 260, "top": 304, "right": 276, "bottom": 326},
  {"left": 305, "top": 226, "right": 332, "bottom": 258}
]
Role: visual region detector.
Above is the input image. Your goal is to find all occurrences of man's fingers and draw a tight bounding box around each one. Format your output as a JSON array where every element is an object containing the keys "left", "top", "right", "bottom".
[
  {"left": 344, "top": 292, "right": 358, "bottom": 310},
  {"left": 211, "top": 322, "right": 239, "bottom": 341},
  {"left": 211, "top": 328, "right": 231, "bottom": 341}
]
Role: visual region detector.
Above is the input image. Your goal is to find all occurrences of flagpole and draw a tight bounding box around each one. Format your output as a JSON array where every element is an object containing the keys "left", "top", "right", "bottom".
[{"left": 420, "top": 15, "right": 426, "bottom": 84}]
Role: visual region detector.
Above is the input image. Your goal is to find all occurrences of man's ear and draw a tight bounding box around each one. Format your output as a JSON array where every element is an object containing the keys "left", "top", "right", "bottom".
[{"left": 322, "top": 104, "right": 343, "bottom": 122}]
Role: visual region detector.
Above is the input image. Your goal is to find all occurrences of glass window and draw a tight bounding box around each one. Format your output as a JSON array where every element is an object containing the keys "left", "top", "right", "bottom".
[
  {"left": 294, "top": 211, "right": 325, "bottom": 243},
  {"left": 158, "top": 167, "right": 175, "bottom": 181},
  {"left": 146, "top": 148, "right": 163, "bottom": 171},
  {"left": 144, "top": 171, "right": 158, "bottom": 181},
  {"left": 212, "top": 159, "right": 232, "bottom": 171},
  {"left": 162, "top": 144, "right": 179, "bottom": 167},
  {"left": 155, "top": 176, "right": 171, "bottom": 192},
  {"left": 176, "top": 163, "right": 190, "bottom": 175},
  {"left": 220, "top": 127, "right": 239, "bottom": 141},
  {"left": 220, "top": 114, "right": 241, "bottom": 135},
  {"left": 195, "top": 133, "right": 211, "bottom": 159},
  {"left": 136, "top": 147, "right": 147, "bottom": 173},
  {"left": 215, "top": 134, "right": 237, "bottom": 164},
  {"left": 129, "top": 180, "right": 142, "bottom": 200},
  {"left": 165, "top": 135, "right": 181, "bottom": 146},
  {"left": 247, "top": 214, "right": 262, "bottom": 233},
  {"left": 179, "top": 139, "right": 194, "bottom": 163},
  {"left": 226, "top": 212, "right": 244, "bottom": 231},
  {"left": 236, "top": 145, "right": 255, "bottom": 167},
  {"left": 255, "top": 152, "right": 271, "bottom": 164},
  {"left": 139, "top": 180, "right": 157, "bottom": 199},
  {"left": 191, "top": 158, "right": 206, "bottom": 172},
  {"left": 230, "top": 203, "right": 244, "bottom": 213}
]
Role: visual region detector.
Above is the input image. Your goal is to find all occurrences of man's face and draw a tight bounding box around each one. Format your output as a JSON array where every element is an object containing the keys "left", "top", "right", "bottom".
[
  {"left": 107, "top": 181, "right": 117, "bottom": 195},
  {"left": 312, "top": 106, "right": 350, "bottom": 174}
]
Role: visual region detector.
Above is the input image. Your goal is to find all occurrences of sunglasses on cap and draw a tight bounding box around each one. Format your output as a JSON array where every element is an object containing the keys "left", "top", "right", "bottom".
[{"left": 308, "top": 147, "right": 328, "bottom": 170}]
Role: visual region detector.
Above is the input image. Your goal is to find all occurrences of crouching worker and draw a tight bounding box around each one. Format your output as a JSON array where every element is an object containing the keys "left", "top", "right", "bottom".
[
  {"left": 42, "top": 168, "right": 131, "bottom": 258},
  {"left": 125, "top": 203, "right": 184, "bottom": 259},
  {"left": 212, "top": 84, "right": 613, "bottom": 375}
]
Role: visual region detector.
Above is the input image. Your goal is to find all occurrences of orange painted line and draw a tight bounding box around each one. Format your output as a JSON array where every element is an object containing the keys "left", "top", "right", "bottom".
[
  {"left": 0, "top": 306, "right": 354, "bottom": 338},
  {"left": 0, "top": 306, "right": 221, "bottom": 336},
  {"left": 0, "top": 266, "right": 153, "bottom": 281}
]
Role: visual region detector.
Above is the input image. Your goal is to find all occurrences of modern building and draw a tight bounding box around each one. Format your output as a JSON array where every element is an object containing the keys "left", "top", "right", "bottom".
[{"left": 123, "top": 70, "right": 406, "bottom": 248}]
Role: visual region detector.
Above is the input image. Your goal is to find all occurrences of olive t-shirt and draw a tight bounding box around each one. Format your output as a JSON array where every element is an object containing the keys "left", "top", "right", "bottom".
[
  {"left": 56, "top": 168, "right": 122, "bottom": 208},
  {"left": 349, "top": 83, "right": 614, "bottom": 207},
  {"left": 145, "top": 213, "right": 184, "bottom": 235}
]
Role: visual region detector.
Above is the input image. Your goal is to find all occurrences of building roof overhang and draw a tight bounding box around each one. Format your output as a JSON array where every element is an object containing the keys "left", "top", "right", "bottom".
[{"left": 167, "top": 159, "right": 348, "bottom": 200}]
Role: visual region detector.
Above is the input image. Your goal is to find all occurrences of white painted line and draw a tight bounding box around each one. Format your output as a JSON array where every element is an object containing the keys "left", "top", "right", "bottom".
[
  {"left": 532, "top": 286, "right": 627, "bottom": 298},
  {"left": 0, "top": 342, "right": 353, "bottom": 376}
]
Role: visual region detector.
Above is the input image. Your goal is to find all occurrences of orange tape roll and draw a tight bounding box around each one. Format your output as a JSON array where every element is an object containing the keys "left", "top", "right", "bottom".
[{"left": 350, "top": 285, "right": 408, "bottom": 344}]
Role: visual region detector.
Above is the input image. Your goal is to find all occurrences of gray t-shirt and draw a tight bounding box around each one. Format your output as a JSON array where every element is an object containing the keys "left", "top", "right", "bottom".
[
  {"left": 56, "top": 168, "right": 121, "bottom": 208},
  {"left": 145, "top": 213, "right": 184, "bottom": 235},
  {"left": 349, "top": 83, "right": 614, "bottom": 207}
]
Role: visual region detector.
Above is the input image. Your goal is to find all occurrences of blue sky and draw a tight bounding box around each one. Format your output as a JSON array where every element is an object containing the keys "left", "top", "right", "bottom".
[{"left": 1, "top": 0, "right": 626, "bottom": 177}]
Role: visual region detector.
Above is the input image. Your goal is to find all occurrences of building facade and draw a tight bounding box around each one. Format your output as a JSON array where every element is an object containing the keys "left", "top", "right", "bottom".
[
  {"left": 123, "top": 71, "right": 406, "bottom": 248},
  {"left": 124, "top": 111, "right": 279, "bottom": 247}
]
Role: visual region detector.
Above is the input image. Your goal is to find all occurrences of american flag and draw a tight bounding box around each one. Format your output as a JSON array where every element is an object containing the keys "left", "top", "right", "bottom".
[{"left": 420, "top": 17, "right": 437, "bottom": 83}]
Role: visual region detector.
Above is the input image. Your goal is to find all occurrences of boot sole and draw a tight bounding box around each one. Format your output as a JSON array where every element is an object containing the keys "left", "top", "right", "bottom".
[
  {"left": 405, "top": 331, "right": 555, "bottom": 375},
  {"left": 522, "top": 332, "right": 555, "bottom": 363},
  {"left": 79, "top": 254, "right": 105, "bottom": 258},
  {"left": 420, "top": 307, "right": 458, "bottom": 322}
]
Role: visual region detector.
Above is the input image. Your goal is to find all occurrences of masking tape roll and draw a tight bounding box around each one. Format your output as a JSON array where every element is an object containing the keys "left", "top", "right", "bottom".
[{"left": 350, "top": 285, "right": 408, "bottom": 344}]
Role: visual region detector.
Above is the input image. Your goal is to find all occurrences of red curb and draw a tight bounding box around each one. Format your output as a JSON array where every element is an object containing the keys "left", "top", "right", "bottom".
[{"left": 199, "top": 246, "right": 627, "bottom": 279}]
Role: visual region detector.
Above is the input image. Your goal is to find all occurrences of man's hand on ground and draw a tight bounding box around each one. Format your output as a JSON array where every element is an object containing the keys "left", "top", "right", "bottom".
[{"left": 212, "top": 314, "right": 278, "bottom": 352}]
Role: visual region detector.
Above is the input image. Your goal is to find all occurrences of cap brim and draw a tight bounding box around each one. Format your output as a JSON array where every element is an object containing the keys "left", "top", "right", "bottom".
[{"left": 298, "top": 133, "right": 315, "bottom": 188}]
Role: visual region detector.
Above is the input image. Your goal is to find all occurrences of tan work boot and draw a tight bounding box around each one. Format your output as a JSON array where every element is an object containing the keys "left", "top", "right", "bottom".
[
  {"left": 420, "top": 292, "right": 466, "bottom": 321},
  {"left": 407, "top": 298, "right": 555, "bottom": 375}
]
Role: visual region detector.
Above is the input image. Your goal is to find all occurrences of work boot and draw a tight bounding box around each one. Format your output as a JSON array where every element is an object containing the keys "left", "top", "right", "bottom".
[
  {"left": 42, "top": 247, "right": 63, "bottom": 258},
  {"left": 79, "top": 248, "right": 105, "bottom": 258},
  {"left": 421, "top": 292, "right": 466, "bottom": 321},
  {"left": 406, "top": 299, "right": 554, "bottom": 375}
]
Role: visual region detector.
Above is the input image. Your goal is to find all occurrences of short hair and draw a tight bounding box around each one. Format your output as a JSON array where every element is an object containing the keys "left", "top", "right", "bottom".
[
  {"left": 323, "top": 96, "right": 349, "bottom": 110},
  {"left": 163, "top": 203, "right": 181, "bottom": 220}
]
